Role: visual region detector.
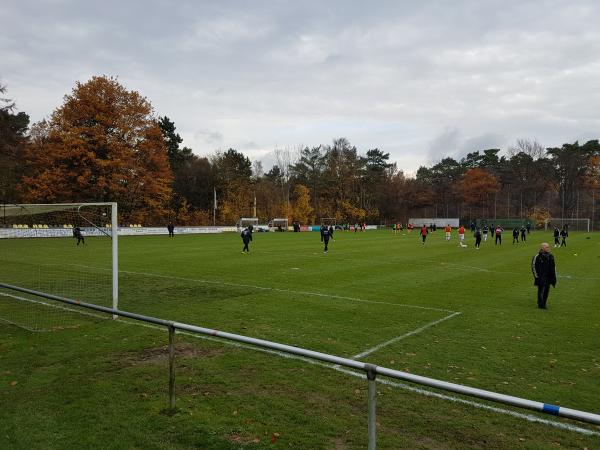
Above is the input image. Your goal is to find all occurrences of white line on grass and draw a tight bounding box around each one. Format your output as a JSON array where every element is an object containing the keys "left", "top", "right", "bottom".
[
  {"left": 59, "top": 263, "right": 458, "bottom": 314},
  {"left": 352, "top": 312, "right": 462, "bottom": 359},
  {"left": 115, "top": 315, "right": 600, "bottom": 438},
  {"left": 4, "top": 298, "right": 596, "bottom": 437}
]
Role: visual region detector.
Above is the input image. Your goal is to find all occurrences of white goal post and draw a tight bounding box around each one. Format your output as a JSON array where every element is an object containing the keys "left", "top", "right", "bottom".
[
  {"left": 1, "top": 202, "right": 119, "bottom": 314},
  {"left": 544, "top": 218, "right": 590, "bottom": 232},
  {"left": 269, "top": 218, "right": 288, "bottom": 231},
  {"left": 236, "top": 217, "right": 258, "bottom": 230}
]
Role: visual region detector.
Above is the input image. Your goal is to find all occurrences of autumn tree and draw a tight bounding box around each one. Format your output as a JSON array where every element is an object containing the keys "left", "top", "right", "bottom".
[
  {"left": 21, "top": 76, "right": 173, "bottom": 223},
  {"left": 458, "top": 168, "right": 500, "bottom": 215},
  {"left": 290, "top": 184, "right": 314, "bottom": 224},
  {"left": 0, "top": 83, "right": 30, "bottom": 204}
]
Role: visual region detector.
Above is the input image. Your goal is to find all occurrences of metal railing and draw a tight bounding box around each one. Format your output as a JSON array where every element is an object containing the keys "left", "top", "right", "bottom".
[{"left": 2, "top": 282, "right": 600, "bottom": 449}]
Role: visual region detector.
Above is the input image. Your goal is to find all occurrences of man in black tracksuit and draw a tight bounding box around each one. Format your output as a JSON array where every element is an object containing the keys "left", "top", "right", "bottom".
[
  {"left": 474, "top": 227, "right": 482, "bottom": 249},
  {"left": 241, "top": 227, "right": 252, "bottom": 253},
  {"left": 520, "top": 225, "right": 527, "bottom": 242},
  {"left": 73, "top": 226, "right": 85, "bottom": 246},
  {"left": 512, "top": 227, "right": 519, "bottom": 244},
  {"left": 321, "top": 225, "right": 332, "bottom": 253},
  {"left": 560, "top": 226, "right": 568, "bottom": 247},
  {"left": 531, "top": 242, "right": 557, "bottom": 309},
  {"left": 553, "top": 227, "right": 560, "bottom": 247}
]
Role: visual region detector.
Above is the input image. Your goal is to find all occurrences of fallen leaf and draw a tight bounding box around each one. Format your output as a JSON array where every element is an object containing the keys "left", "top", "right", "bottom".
[{"left": 10, "top": 381, "right": 17, "bottom": 386}]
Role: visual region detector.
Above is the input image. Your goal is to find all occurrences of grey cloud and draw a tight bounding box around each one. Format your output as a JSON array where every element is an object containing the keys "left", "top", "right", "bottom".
[{"left": 3, "top": 0, "right": 600, "bottom": 173}]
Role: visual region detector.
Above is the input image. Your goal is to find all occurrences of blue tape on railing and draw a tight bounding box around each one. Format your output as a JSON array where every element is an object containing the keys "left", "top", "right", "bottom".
[{"left": 543, "top": 404, "right": 560, "bottom": 415}]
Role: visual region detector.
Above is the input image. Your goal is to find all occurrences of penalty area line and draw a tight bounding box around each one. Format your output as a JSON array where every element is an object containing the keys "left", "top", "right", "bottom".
[
  {"left": 110, "top": 314, "right": 599, "bottom": 438},
  {"left": 5, "top": 298, "right": 595, "bottom": 437},
  {"left": 58, "top": 262, "right": 458, "bottom": 314},
  {"left": 352, "top": 311, "right": 462, "bottom": 360}
]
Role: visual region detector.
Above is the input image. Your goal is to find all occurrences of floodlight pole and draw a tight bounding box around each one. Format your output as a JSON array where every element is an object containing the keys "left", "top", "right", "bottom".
[{"left": 111, "top": 202, "right": 119, "bottom": 319}]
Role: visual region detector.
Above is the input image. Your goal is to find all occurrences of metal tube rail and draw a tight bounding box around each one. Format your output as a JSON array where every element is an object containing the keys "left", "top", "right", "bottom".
[{"left": 3, "top": 282, "right": 600, "bottom": 430}]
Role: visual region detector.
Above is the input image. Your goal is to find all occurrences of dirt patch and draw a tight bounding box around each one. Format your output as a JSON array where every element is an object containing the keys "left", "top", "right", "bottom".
[
  {"left": 330, "top": 437, "right": 348, "bottom": 449},
  {"left": 122, "top": 342, "right": 224, "bottom": 365},
  {"left": 227, "top": 433, "right": 261, "bottom": 445}
]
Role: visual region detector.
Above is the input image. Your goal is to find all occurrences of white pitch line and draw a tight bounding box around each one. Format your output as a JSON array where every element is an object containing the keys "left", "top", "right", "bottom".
[
  {"left": 58, "top": 263, "right": 458, "bottom": 314},
  {"left": 0, "top": 292, "right": 109, "bottom": 321},
  {"left": 103, "top": 312, "right": 600, "bottom": 438},
  {"left": 3, "top": 297, "right": 596, "bottom": 437},
  {"left": 352, "top": 312, "right": 462, "bottom": 359}
]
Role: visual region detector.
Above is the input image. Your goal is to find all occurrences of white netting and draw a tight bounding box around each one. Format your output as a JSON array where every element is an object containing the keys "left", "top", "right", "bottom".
[
  {"left": 0, "top": 203, "right": 116, "bottom": 331},
  {"left": 544, "top": 218, "right": 590, "bottom": 232}
]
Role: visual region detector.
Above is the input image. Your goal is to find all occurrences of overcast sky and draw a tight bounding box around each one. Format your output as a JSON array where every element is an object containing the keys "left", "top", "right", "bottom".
[{"left": 3, "top": 0, "right": 600, "bottom": 174}]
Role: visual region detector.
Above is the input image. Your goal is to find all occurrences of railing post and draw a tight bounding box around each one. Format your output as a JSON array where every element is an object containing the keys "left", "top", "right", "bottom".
[
  {"left": 365, "top": 364, "right": 377, "bottom": 450},
  {"left": 168, "top": 323, "right": 176, "bottom": 410}
]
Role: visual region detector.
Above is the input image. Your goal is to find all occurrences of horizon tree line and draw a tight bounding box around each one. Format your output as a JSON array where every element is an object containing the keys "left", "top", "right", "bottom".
[{"left": 1, "top": 76, "right": 599, "bottom": 229}]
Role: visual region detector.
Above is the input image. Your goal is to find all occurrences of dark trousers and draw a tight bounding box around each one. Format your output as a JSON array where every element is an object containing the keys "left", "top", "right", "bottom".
[
  {"left": 513, "top": 236, "right": 518, "bottom": 244},
  {"left": 475, "top": 237, "right": 481, "bottom": 247},
  {"left": 554, "top": 237, "right": 560, "bottom": 246},
  {"left": 242, "top": 241, "right": 250, "bottom": 252},
  {"left": 495, "top": 234, "right": 501, "bottom": 245},
  {"left": 537, "top": 282, "right": 551, "bottom": 308},
  {"left": 77, "top": 236, "right": 84, "bottom": 245},
  {"left": 421, "top": 235, "right": 427, "bottom": 243},
  {"left": 323, "top": 238, "right": 329, "bottom": 252},
  {"left": 169, "top": 231, "right": 174, "bottom": 237},
  {"left": 521, "top": 233, "right": 526, "bottom": 242},
  {"left": 561, "top": 238, "right": 567, "bottom": 247}
]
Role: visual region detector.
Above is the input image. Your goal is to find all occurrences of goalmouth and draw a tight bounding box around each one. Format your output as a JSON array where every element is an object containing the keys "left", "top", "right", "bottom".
[
  {"left": 1, "top": 203, "right": 119, "bottom": 323},
  {"left": 544, "top": 218, "right": 590, "bottom": 232}
]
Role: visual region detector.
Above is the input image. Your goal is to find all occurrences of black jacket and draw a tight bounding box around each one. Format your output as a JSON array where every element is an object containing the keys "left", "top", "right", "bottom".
[
  {"left": 532, "top": 251, "right": 556, "bottom": 287},
  {"left": 241, "top": 229, "right": 252, "bottom": 243}
]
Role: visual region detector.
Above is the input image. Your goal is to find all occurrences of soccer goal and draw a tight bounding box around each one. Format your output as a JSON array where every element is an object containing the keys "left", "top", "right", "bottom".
[
  {"left": 236, "top": 217, "right": 258, "bottom": 230},
  {"left": 320, "top": 217, "right": 337, "bottom": 226},
  {"left": 544, "top": 218, "right": 590, "bottom": 232},
  {"left": 0, "top": 203, "right": 118, "bottom": 331},
  {"left": 269, "top": 218, "right": 288, "bottom": 231}
]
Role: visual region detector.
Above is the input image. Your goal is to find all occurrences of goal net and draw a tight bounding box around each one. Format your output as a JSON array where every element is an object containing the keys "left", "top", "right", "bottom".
[
  {"left": 0, "top": 203, "right": 118, "bottom": 331},
  {"left": 269, "top": 218, "right": 288, "bottom": 231},
  {"left": 544, "top": 218, "right": 590, "bottom": 232},
  {"left": 236, "top": 217, "right": 258, "bottom": 230},
  {"left": 320, "top": 217, "right": 337, "bottom": 226}
]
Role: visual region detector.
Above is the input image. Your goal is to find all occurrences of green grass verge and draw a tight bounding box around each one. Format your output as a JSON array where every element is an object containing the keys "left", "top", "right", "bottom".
[{"left": 1, "top": 229, "right": 600, "bottom": 449}]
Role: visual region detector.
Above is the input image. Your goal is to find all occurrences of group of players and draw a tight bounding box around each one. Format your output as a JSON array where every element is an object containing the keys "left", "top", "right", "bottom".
[{"left": 408, "top": 221, "right": 570, "bottom": 250}]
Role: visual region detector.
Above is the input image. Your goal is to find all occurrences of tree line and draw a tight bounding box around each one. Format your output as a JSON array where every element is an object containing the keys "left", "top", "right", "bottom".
[{"left": 1, "top": 76, "right": 599, "bottom": 227}]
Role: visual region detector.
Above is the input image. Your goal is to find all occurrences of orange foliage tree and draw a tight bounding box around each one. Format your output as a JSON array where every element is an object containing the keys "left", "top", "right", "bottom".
[
  {"left": 21, "top": 76, "right": 173, "bottom": 224},
  {"left": 290, "top": 184, "right": 314, "bottom": 224},
  {"left": 458, "top": 168, "right": 500, "bottom": 214}
]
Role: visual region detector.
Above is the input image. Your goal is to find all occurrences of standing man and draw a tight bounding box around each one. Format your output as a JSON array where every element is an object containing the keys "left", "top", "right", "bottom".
[
  {"left": 531, "top": 242, "right": 557, "bottom": 309},
  {"left": 321, "top": 224, "right": 332, "bottom": 253},
  {"left": 526, "top": 222, "right": 532, "bottom": 234},
  {"left": 73, "top": 226, "right": 85, "bottom": 246},
  {"left": 241, "top": 226, "right": 252, "bottom": 253},
  {"left": 512, "top": 227, "right": 519, "bottom": 244},
  {"left": 420, "top": 224, "right": 428, "bottom": 245},
  {"left": 482, "top": 224, "right": 489, "bottom": 242},
  {"left": 474, "top": 227, "right": 482, "bottom": 249},
  {"left": 560, "top": 226, "right": 568, "bottom": 247},
  {"left": 520, "top": 225, "right": 527, "bottom": 242},
  {"left": 167, "top": 221, "right": 175, "bottom": 237},
  {"left": 444, "top": 224, "right": 452, "bottom": 241},
  {"left": 553, "top": 226, "right": 560, "bottom": 247},
  {"left": 458, "top": 224, "right": 466, "bottom": 247},
  {"left": 495, "top": 225, "right": 504, "bottom": 245}
]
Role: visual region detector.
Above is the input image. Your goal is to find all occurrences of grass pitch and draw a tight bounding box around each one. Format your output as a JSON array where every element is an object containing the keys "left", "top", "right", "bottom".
[{"left": 1, "top": 229, "right": 600, "bottom": 449}]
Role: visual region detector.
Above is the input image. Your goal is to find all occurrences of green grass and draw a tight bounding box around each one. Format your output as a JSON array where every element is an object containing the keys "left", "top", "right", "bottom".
[{"left": 1, "top": 229, "right": 600, "bottom": 449}]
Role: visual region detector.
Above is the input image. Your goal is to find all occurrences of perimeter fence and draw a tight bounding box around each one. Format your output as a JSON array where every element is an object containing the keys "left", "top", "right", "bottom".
[{"left": 2, "top": 282, "right": 600, "bottom": 449}]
